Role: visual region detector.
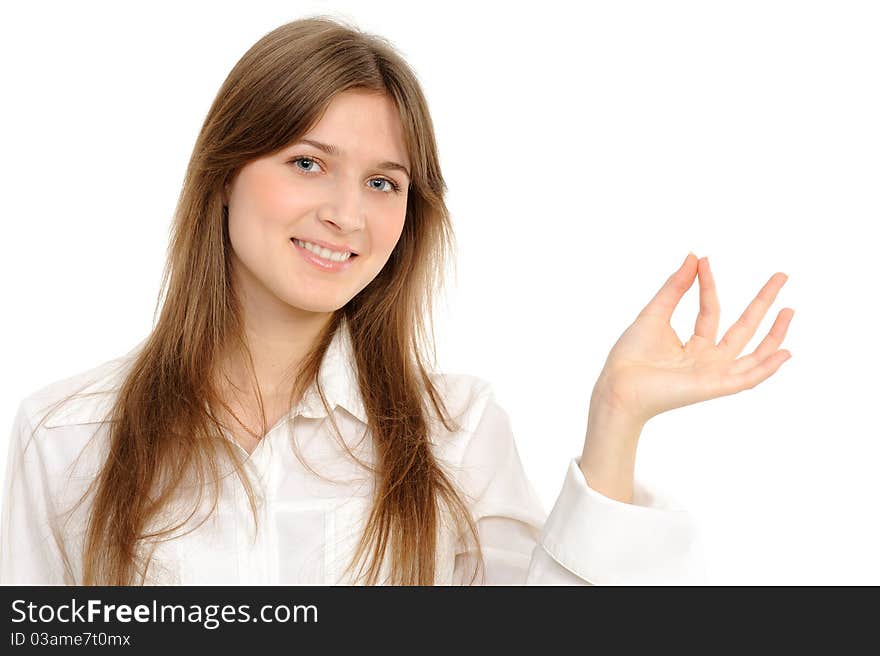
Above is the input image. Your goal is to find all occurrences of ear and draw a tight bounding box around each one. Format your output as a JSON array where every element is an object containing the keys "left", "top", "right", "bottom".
[{"left": 221, "top": 183, "right": 230, "bottom": 207}]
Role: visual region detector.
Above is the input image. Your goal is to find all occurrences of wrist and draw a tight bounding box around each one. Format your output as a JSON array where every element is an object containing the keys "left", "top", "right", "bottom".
[
  {"left": 587, "top": 387, "right": 646, "bottom": 447},
  {"left": 578, "top": 394, "right": 645, "bottom": 504}
]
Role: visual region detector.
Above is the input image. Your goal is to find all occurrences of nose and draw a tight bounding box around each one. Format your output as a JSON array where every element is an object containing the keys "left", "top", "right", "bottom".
[{"left": 318, "top": 178, "right": 366, "bottom": 233}]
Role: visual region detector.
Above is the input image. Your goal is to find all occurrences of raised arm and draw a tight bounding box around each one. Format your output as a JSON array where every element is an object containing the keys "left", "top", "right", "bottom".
[{"left": 451, "top": 387, "right": 706, "bottom": 585}]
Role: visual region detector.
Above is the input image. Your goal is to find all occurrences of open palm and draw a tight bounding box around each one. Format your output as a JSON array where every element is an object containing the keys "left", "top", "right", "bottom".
[{"left": 593, "top": 253, "right": 795, "bottom": 426}]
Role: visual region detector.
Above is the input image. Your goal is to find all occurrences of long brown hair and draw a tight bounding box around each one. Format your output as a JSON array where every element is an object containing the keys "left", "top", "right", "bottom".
[{"left": 33, "top": 15, "right": 485, "bottom": 585}]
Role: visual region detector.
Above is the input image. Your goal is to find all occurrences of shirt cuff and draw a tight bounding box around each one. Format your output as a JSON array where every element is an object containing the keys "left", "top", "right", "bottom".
[{"left": 538, "top": 457, "right": 707, "bottom": 585}]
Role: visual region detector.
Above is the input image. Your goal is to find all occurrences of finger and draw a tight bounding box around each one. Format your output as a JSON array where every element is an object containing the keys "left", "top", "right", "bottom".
[
  {"left": 694, "top": 256, "right": 721, "bottom": 343},
  {"left": 718, "top": 272, "right": 789, "bottom": 357},
  {"left": 727, "top": 308, "right": 795, "bottom": 376},
  {"left": 639, "top": 252, "right": 699, "bottom": 323},
  {"left": 715, "top": 349, "right": 792, "bottom": 397}
]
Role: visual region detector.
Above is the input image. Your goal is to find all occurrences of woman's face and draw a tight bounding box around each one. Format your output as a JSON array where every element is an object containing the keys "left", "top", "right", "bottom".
[{"left": 222, "top": 89, "right": 411, "bottom": 317}]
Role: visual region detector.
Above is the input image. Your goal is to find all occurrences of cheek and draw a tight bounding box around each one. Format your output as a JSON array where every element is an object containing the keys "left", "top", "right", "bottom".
[
  {"left": 228, "top": 181, "right": 298, "bottom": 246},
  {"left": 373, "top": 211, "right": 407, "bottom": 253},
  {"left": 227, "top": 210, "right": 265, "bottom": 256},
  {"left": 238, "top": 165, "right": 303, "bottom": 218},
  {"left": 256, "top": 174, "right": 303, "bottom": 219}
]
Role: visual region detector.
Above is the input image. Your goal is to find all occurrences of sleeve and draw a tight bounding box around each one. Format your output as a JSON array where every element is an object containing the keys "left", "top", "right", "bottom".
[
  {"left": 451, "top": 386, "right": 707, "bottom": 586},
  {"left": 0, "top": 401, "right": 69, "bottom": 584}
]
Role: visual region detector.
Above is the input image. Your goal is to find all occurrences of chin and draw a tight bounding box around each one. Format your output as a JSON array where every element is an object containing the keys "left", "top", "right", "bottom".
[{"left": 283, "top": 293, "right": 349, "bottom": 314}]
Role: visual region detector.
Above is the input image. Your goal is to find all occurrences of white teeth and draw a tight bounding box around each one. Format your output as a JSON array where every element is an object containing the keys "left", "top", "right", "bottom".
[{"left": 293, "top": 238, "right": 352, "bottom": 262}]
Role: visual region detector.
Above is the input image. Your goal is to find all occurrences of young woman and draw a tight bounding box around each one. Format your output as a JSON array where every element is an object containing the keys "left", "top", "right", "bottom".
[{"left": 0, "top": 16, "right": 793, "bottom": 586}]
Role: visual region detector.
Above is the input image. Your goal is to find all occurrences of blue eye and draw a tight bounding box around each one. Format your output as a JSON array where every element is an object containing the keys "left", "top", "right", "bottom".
[
  {"left": 369, "top": 178, "right": 398, "bottom": 193},
  {"left": 291, "top": 157, "right": 322, "bottom": 174},
  {"left": 288, "top": 156, "right": 403, "bottom": 194}
]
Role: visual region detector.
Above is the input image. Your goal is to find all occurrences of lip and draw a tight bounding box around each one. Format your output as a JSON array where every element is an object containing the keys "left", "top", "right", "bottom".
[
  {"left": 291, "top": 238, "right": 358, "bottom": 272},
  {"left": 291, "top": 236, "right": 359, "bottom": 255}
]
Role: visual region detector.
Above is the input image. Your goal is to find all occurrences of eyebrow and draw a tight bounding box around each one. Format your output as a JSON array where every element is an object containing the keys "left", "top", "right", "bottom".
[{"left": 294, "top": 139, "right": 411, "bottom": 180}]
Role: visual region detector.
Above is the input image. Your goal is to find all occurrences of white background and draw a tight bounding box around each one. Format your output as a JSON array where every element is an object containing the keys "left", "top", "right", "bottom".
[{"left": 1, "top": 0, "right": 877, "bottom": 584}]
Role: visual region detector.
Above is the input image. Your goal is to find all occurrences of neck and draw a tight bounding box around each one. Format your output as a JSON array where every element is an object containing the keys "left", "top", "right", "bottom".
[{"left": 219, "top": 262, "right": 335, "bottom": 402}]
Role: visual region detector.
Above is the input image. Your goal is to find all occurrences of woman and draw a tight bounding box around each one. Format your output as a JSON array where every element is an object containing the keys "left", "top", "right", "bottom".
[{"left": 0, "top": 16, "right": 793, "bottom": 586}]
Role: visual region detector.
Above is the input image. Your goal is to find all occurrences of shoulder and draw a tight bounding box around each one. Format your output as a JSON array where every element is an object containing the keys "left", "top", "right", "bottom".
[
  {"left": 426, "top": 371, "right": 517, "bottom": 462},
  {"left": 427, "top": 371, "right": 495, "bottom": 430},
  {"left": 426, "top": 372, "right": 533, "bottom": 508},
  {"left": 17, "top": 340, "right": 145, "bottom": 431}
]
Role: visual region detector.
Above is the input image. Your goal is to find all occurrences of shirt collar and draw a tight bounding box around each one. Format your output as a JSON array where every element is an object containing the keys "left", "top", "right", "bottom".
[
  {"left": 296, "top": 316, "right": 367, "bottom": 424},
  {"left": 41, "top": 317, "right": 367, "bottom": 427}
]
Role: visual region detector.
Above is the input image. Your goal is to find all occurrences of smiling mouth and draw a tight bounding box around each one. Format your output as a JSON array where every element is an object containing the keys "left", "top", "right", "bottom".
[
  {"left": 290, "top": 237, "right": 358, "bottom": 257},
  {"left": 290, "top": 238, "right": 359, "bottom": 265},
  {"left": 290, "top": 237, "right": 357, "bottom": 259}
]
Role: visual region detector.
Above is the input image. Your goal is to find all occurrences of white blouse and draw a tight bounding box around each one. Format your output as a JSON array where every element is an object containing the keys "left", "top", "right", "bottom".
[{"left": 0, "top": 322, "right": 706, "bottom": 585}]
